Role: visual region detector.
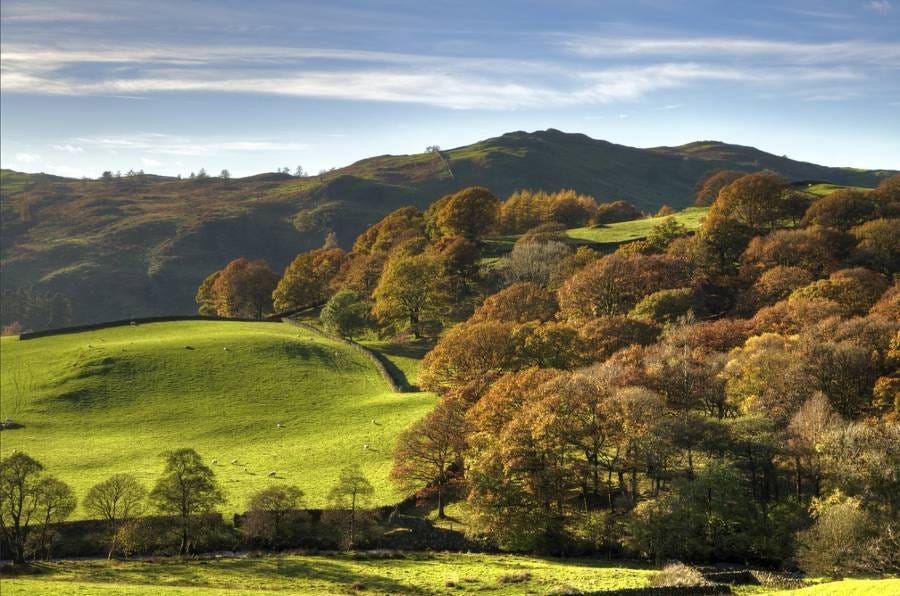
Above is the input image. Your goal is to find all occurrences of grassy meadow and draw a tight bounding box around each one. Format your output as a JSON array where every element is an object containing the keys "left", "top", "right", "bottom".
[
  {"left": 2, "top": 554, "right": 897, "bottom": 595},
  {"left": 0, "top": 321, "right": 437, "bottom": 516},
  {"left": 565, "top": 206, "right": 709, "bottom": 245}
]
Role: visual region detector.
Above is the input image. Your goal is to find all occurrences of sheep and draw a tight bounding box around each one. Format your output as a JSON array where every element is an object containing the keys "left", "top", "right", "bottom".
[
  {"left": 268, "top": 471, "right": 277, "bottom": 477},
  {"left": 223, "top": 347, "right": 230, "bottom": 352},
  {"left": 276, "top": 422, "right": 284, "bottom": 428},
  {"left": 211, "top": 459, "right": 219, "bottom": 465},
  {"left": 363, "top": 443, "right": 369, "bottom": 450},
  {"left": 230, "top": 459, "right": 239, "bottom": 465}
]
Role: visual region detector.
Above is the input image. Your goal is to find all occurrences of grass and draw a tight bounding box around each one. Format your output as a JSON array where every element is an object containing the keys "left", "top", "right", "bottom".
[
  {"left": 800, "top": 183, "right": 873, "bottom": 197},
  {"left": 1, "top": 555, "right": 896, "bottom": 595},
  {"left": 565, "top": 206, "right": 709, "bottom": 245},
  {"left": 0, "top": 553, "right": 654, "bottom": 595},
  {"left": 0, "top": 321, "right": 437, "bottom": 516}
]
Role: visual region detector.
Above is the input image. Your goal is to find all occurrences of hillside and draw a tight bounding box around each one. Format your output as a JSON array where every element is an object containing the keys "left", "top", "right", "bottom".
[
  {"left": 0, "top": 320, "right": 437, "bottom": 516},
  {"left": 1, "top": 130, "right": 894, "bottom": 326}
]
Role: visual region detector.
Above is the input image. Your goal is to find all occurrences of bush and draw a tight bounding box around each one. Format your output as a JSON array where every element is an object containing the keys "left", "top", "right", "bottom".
[
  {"left": 629, "top": 287, "right": 698, "bottom": 324},
  {"left": 796, "top": 491, "right": 873, "bottom": 577},
  {"left": 650, "top": 563, "right": 709, "bottom": 587}
]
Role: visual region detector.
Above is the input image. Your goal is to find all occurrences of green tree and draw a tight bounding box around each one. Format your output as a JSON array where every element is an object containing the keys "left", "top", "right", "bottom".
[
  {"left": 320, "top": 290, "right": 370, "bottom": 339},
  {"left": 372, "top": 254, "right": 445, "bottom": 338},
  {"left": 243, "top": 485, "right": 305, "bottom": 547},
  {"left": 149, "top": 448, "right": 224, "bottom": 555}
]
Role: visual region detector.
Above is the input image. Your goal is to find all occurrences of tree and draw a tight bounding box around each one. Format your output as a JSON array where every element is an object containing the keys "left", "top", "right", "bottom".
[
  {"left": 272, "top": 248, "right": 346, "bottom": 312},
  {"left": 149, "top": 448, "right": 224, "bottom": 555},
  {"left": 802, "top": 190, "right": 875, "bottom": 229},
  {"left": 629, "top": 287, "right": 698, "bottom": 324},
  {"left": 557, "top": 253, "right": 694, "bottom": 322},
  {"left": 31, "top": 477, "right": 76, "bottom": 560},
  {"left": 0, "top": 452, "right": 45, "bottom": 563},
  {"left": 219, "top": 169, "right": 230, "bottom": 180},
  {"left": 577, "top": 316, "right": 660, "bottom": 363},
  {"left": 694, "top": 170, "right": 745, "bottom": 207},
  {"left": 420, "top": 321, "right": 517, "bottom": 393},
  {"left": 851, "top": 218, "right": 900, "bottom": 274},
  {"left": 84, "top": 473, "right": 147, "bottom": 558},
  {"left": 695, "top": 211, "right": 755, "bottom": 274},
  {"left": 595, "top": 200, "right": 641, "bottom": 224},
  {"left": 797, "top": 491, "right": 873, "bottom": 576},
  {"left": 741, "top": 228, "right": 840, "bottom": 279},
  {"left": 391, "top": 398, "right": 467, "bottom": 518},
  {"left": 427, "top": 186, "right": 500, "bottom": 239},
  {"left": 498, "top": 241, "right": 571, "bottom": 287},
  {"left": 327, "top": 465, "right": 374, "bottom": 548},
  {"left": 709, "top": 172, "right": 791, "bottom": 232},
  {"left": 469, "top": 282, "right": 557, "bottom": 324},
  {"left": 197, "top": 258, "right": 279, "bottom": 319},
  {"left": 320, "top": 289, "right": 370, "bottom": 339},
  {"left": 372, "top": 254, "right": 445, "bottom": 338},
  {"left": 790, "top": 268, "right": 888, "bottom": 315},
  {"left": 352, "top": 206, "right": 425, "bottom": 255},
  {"left": 243, "top": 485, "right": 304, "bottom": 547},
  {"left": 294, "top": 165, "right": 306, "bottom": 177}
]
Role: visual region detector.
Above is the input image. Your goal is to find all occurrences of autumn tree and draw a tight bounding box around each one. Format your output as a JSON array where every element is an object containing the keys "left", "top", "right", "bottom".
[
  {"left": 196, "top": 258, "right": 279, "bottom": 319},
  {"left": 468, "top": 282, "right": 558, "bottom": 324},
  {"left": 790, "top": 268, "right": 888, "bottom": 315},
  {"left": 426, "top": 186, "right": 501, "bottom": 239},
  {"left": 499, "top": 241, "right": 572, "bottom": 287},
  {"left": 578, "top": 316, "right": 660, "bottom": 363},
  {"left": 694, "top": 170, "right": 745, "bottom": 207},
  {"left": 557, "top": 253, "right": 694, "bottom": 321},
  {"left": 272, "top": 248, "right": 347, "bottom": 312},
  {"left": 84, "top": 473, "right": 147, "bottom": 558},
  {"left": 320, "top": 289, "right": 370, "bottom": 339},
  {"left": 708, "top": 172, "right": 792, "bottom": 232},
  {"left": 870, "top": 174, "right": 900, "bottom": 217},
  {"left": 851, "top": 218, "right": 900, "bottom": 274},
  {"left": 372, "top": 254, "right": 446, "bottom": 338},
  {"left": 327, "top": 465, "right": 374, "bottom": 548},
  {"left": 740, "top": 228, "right": 840, "bottom": 279},
  {"left": 595, "top": 200, "right": 641, "bottom": 224},
  {"left": 391, "top": 398, "right": 467, "bottom": 518},
  {"left": 353, "top": 206, "right": 425, "bottom": 255},
  {"left": 802, "top": 190, "right": 876, "bottom": 229},
  {"left": 420, "top": 321, "right": 517, "bottom": 393},
  {"left": 629, "top": 287, "right": 698, "bottom": 324},
  {"left": 149, "top": 448, "right": 224, "bottom": 555}
]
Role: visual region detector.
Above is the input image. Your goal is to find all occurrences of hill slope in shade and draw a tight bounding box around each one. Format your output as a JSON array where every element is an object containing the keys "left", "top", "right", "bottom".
[
  {"left": 0, "top": 321, "right": 437, "bottom": 516},
  {"left": 1, "top": 129, "right": 894, "bottom": 325}
]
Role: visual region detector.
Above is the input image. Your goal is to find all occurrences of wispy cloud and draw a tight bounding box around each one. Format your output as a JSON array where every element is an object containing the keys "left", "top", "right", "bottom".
[
  {"left": 562, "top": 36, "right": 900, "bottom": 66},
  {"left": 13, "top": 152, "right": 41, "bottom": 163},
  {"left": 74, "top": 133, "right": 310, "bottom": 156},
  {"left": 51, "top": 143, "right": 84, "bottom": 153},
  {"left": 865, "top": 0, "right": 892, "bottom": 14}
]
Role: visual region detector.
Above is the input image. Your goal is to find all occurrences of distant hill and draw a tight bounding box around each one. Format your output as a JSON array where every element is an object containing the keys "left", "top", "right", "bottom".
[{"left": 1, "top": 129, "right": 894, "bottom": 325}]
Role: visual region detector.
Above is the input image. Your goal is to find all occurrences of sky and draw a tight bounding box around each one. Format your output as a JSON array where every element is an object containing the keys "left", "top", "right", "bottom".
[{"left": 1, "top": 0, "right": 899, "bottom": 179}]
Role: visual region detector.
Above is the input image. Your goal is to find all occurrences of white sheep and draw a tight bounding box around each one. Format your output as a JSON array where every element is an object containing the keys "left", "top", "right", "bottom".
[
  {"left": 268, "top": 471, "right": 277, "bottom": 477},
  {"left": 276, "top": 422, "right": 284, "bottom": 428},
  {"left": 223, "top": 347, "right": 230, "bottom": 352},
  {"left": 231, "top": 458, "right": 239, "bottom": 464},
  {"left": 363, "top": 443, "right": 369, "bottom": 450}
]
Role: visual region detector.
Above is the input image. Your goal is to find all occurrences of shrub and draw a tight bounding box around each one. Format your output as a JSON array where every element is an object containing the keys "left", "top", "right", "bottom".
[
  {"left": 629, "top": 287, "right": 698, "bottom": 324},
  {"left": 650, "top": 563, "right": 708, "bottom": 587},
  {"left": 797, "top": 491, "right": 873, "bottom": 577}
]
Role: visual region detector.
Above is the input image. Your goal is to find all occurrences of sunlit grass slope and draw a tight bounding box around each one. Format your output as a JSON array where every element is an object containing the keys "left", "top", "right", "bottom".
[
  {"left": 0, "top": 321, "right": 436, "bottom": 516},
  {"left": 565, "top": 206, "right": 709, "bottom": 245},
  {"left": 2, "top": 555, "right": 896, "bottom": 595},
  {"left": 0, "top": 553, "right": 654, "bottom": 595}
]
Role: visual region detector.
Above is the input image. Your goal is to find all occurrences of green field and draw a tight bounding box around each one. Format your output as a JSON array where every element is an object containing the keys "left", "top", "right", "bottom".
[
  {"left": 565, "top": 206, "right": 709, "bottom": 245},
  {"left": 2, "top": 554, "right": 897, "bottom": 595},
  {"left": 0, "top": 321, "right": 437, "bottom": 516},
  {"left": 800, "top": 183, "right": 873, "bottom": 197}
]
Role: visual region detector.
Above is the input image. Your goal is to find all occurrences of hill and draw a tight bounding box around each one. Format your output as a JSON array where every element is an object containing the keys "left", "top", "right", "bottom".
[
  {"left": 1, "top": 130, "right": 894, "bottom": 325},
  {"left": 0, "top": 320, "right": 437, "bottom": 516}
]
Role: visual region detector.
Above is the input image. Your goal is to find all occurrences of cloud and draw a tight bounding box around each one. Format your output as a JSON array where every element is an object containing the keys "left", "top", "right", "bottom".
[
  {"left": 562, "top": 36, "right": 900, "bottom": 66},
  {"left": 75, "top": 134, "right": 310, "bottom": 156},
  {"left": 14, "top": 152, "right": 41, "bottom": 163},
  {"left": 0, "top": 38, "right": 881, "bottom": 110},
  {"left": 140, "top": 157, "right": 162, "bottom": 166},
  {"left": 656, "top": 104, "right": 682, "bottom": 110},
  {"left": 51, "top": 144, "right": 84, "bottom": 153},
  {"left": 865, "top": 0, "right": 891, "bottom": 14}
]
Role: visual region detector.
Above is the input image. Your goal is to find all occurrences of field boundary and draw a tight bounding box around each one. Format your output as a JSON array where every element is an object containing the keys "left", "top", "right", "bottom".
[
  {"left": 285, "top": 319, "right": 411, "bottom": 393},
  {"left": 17, "top": 315, "right": 285, "bottom": 340}
]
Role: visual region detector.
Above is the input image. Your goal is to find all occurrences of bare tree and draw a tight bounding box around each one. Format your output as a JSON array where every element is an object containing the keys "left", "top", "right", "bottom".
[{"left": 84, "top": 473, "right": 147, "bottom": 558}]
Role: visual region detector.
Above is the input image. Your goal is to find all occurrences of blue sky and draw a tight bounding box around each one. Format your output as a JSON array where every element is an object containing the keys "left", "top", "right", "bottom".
[{"left": 1, "top": 0, "right": 898, "bottom": 178}]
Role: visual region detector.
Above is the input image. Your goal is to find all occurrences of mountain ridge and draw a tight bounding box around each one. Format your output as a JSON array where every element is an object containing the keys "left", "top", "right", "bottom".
[{"left": 1, "top": 129, "right": 895, "bottom": 326}]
